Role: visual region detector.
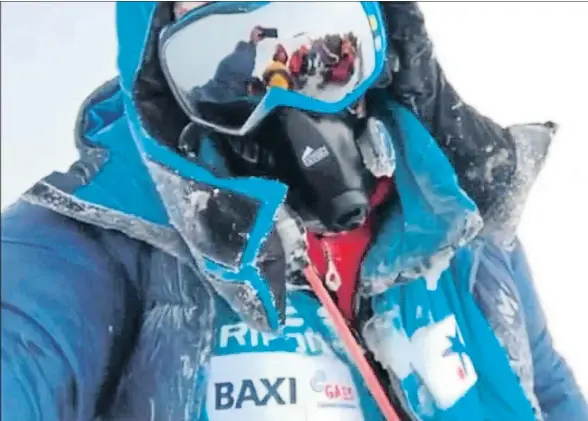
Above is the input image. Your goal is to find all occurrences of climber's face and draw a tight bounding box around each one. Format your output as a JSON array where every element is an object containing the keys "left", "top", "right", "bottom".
[
  {"left": 173, "top": 2, "right": 209, "bottom": 19},
  {"left": 159, "top": 2, "right": 394, "bottom": 232}
]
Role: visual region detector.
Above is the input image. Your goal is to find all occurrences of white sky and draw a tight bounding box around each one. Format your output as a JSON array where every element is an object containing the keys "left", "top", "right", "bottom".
[{"left": 2, "top": 1, "right": 588, "bottom": 396}]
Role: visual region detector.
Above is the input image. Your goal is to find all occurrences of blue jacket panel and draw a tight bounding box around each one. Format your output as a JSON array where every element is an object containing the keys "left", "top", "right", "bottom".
[
  {"left": 1, "top": 202, "right": 142, "bottom": 421},
  {"left": 365, "top": 247, "right": 536, "bottom": 421}
]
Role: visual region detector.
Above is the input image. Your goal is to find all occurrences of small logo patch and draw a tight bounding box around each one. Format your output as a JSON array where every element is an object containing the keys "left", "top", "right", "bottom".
[
  {"left": 310, "top": 370, "right": 357, "bottom": 409},
  {"left": 410, "top": 315, "right": 478, "bottom": 409},
  {"left": 301, "top": 146, "right": 330, "bottom": 168}
]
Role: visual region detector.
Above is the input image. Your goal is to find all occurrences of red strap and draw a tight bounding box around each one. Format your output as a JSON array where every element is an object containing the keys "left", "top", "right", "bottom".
[{"left": 303, "top": 266, "right": 401, "bottom": 421}]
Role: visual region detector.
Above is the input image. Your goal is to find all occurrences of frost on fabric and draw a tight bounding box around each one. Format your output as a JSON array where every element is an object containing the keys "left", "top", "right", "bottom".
[
  {"left": 364, "top": 308, "right": 486, "bottom": 417},
  {"left": 69, "top": 141, "right": 110, "bottom": 184},
  {"left": 362, "top": 307, "right": 424, "bottom": 418},
  {"left": 147, "top": 161, "right": 261, "bottom": 270},
  {"left": 226, "top": 204, "right": 309, "bottom": 332},
  {"left": 207, "top": 273, "right": 273, "bottom": 333},
  {"left": 360, "top": 117, "right": 397, "bottom": 178},
  {"left": 402, "top": 247, "right": 454, "bottom": 292},
  {"left": 472, "top": 244, "right": 544, "bottom": 419},
  {"left": 362, "top": 209, "right": 483, "bottom": 297},
  {"left": 146, "top": 160, "right": 311, "bottom": 333},
  {"left": 482, "top": 122, "right": 556, "bottom": 250},
  {"left": 146, "top": 161, "right": 282, "bottom": 332},
  {"left": 102, "top": 257, "right": 216, "bottom": 421},
  {"left": 315, "top": 306, "right": 350, "bottom": 358},
  {"left": 187, "top": 189, "right": 211, "bottom": 212},
  {"left": 417, "top": 385, "right": 436, "bottom": 418},
  {"left": 23, "top": 180, "right": 188, "bottom": 261},
  {"left": 359, "top": 99, "right": 487, "bottom": 296},
  {"left": 272, "top": 204, "right": 310, "bottom": 282},
  {"left": 363, "top": 306, "right": 415, "bottom": 381}
]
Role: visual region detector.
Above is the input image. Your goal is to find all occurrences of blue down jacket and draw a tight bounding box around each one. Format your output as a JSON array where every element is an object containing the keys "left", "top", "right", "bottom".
[{"left": 2, "top": 2, "right": 587, "bottom": 421}]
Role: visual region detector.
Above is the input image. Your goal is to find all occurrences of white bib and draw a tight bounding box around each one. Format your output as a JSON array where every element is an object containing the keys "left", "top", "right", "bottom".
[{"left": 206, "top": 352, "right": 365, "bottom": 421}]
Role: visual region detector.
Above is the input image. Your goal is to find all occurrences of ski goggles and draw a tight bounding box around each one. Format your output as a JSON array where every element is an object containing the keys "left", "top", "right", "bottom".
[{"left": 159, "top": 1, "right": 389, "bottom": 136}]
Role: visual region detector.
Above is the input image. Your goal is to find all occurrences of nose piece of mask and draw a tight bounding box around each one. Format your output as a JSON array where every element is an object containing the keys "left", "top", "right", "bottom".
[
  {"left": 331, "top": 191, "right": 369, "bottom": 231},
  {"left": 279, "top": 109, "right": 372, "bottom": 232}
]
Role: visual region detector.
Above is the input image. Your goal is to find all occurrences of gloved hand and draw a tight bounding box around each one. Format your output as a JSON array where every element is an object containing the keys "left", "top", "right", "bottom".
[{"left": 380, "top": 2, "right": 555, "bottom": 242}]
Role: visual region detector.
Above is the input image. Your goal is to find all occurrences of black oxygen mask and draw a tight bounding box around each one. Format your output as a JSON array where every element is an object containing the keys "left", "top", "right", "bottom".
[
  {"left": 277, "top": 109, "right": 378, "bottom": 232},
  {"left": 194, "top": 105, "right": 396, "bottom": 234}
]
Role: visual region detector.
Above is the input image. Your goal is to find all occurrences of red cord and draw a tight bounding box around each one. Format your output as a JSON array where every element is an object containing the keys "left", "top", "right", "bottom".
[{"left": 303, "top": 266, "right": 401, "bottom": 421}]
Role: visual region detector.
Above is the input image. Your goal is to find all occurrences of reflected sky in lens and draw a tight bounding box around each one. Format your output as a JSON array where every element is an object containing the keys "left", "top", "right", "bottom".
[{"left": 164, "top": 2, "right": 376, "bottom": 98}]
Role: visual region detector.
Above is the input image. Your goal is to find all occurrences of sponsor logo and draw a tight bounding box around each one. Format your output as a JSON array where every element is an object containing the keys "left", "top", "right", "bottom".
[
  {"left": 207, "top": 353, "right": 365, "bottom": 420},
  {"left": 366, "top": 311, "right": 478, "bottom": 411},
  {"left": 410, "top": 315, "right": 478, "bottom": 410},
  {"left": 214, "top": 377, "right": 297, "bottom": 410},
  {"left": 310, "top": 370, "right": 357, "bottom": 409},
  {"left": 301, "top": 146, "right": 330, "bottom": 168},
  {"left": 217, "top": 305, "right": 336, "bottom": 357}
]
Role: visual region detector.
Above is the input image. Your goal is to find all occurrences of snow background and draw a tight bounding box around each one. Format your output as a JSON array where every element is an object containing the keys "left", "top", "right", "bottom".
[{"left": 2, "top": 1, "right": 587, "bottom": 395}]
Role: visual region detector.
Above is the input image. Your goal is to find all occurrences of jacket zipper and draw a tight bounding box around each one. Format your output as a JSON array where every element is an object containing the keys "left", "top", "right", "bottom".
[
  {"left": 318, "top": 238, "right": 370, "bottom": 349},
  {"left": 321, "top": 239, "right": 342, "bottom": 293},
  {"left": 316, "top": 239, "right": 414, "bottom": 421}
]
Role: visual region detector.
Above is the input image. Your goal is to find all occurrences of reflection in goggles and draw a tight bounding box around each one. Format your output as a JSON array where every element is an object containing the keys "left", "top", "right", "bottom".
[
  {"left": 187, "top": 29, "right": 364, "bottom": 106},
  {"left": 160, "top": 2, "right": 383, "bottom": 134}
]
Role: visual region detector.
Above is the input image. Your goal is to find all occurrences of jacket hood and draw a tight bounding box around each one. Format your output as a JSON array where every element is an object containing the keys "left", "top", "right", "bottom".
[{"left": 22, "top": 1, "right": 551, "bottom": 333}]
